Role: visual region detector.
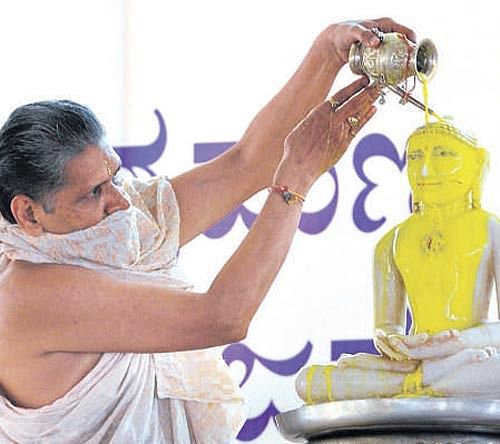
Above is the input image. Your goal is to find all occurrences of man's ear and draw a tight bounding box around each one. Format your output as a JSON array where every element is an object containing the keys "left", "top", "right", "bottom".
[{"left": 10, "top": 195, "right": 44, "bottom": 236}]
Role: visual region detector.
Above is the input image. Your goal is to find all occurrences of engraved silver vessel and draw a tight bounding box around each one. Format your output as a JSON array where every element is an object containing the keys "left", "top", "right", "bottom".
[{"left": 349, "top": 32, "right": 437, "bottom": 86}]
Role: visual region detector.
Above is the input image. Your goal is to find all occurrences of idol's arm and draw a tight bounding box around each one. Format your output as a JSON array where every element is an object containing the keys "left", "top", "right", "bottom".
[
  {"left": 373, "top": 227, "right": 410, "bottom": 360},
  {"left": 171, "top": 18, "right": 415, "bottom": 246}
]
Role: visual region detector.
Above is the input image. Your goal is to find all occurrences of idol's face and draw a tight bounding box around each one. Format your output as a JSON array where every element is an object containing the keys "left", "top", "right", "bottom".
[
  {"left": 32, "top": 144, "right": 130, "bottom": 234},
  {"left": 407, "top": 133, "right": 479, "bottom": 207}
]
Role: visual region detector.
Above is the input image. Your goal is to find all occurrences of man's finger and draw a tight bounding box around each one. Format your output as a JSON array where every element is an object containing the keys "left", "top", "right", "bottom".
[
  {"left": 329, "top": 76, "right": 370, "bottom": 108},
  {"left": 339, "top": 104, "right": 376, "bottom": 143},
  {"left": 369, "top": 17, "right": 417, "bottom": 42},
  {"left": 338, "top": 83, "right": 381, "bottom": 117},
  {"left": 342, "top": 22, "right": 381, "bottom": 48}
]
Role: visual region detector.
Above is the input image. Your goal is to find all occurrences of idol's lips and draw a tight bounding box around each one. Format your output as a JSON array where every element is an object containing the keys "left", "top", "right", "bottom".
[
  {"left": 417, "top": 181, "right": 441, "bottom": 186},
  {"left": 417, "top": 179, "right": 463, "bottom": 187}
]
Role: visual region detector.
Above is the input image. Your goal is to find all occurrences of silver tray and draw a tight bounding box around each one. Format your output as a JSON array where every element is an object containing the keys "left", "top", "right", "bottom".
[{"left": 274, "top": 398, "right": 500, "bottom": 442}]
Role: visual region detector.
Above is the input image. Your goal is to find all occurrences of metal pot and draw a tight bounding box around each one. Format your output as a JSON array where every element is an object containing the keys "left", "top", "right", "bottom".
[{"left": 349, "top": 32, "right": 437, "bottom": 86}]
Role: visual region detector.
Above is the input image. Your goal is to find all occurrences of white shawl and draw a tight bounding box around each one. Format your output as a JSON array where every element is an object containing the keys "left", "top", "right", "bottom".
[{"left": 0, "top": 176, "right": 246, "bottom": 443}]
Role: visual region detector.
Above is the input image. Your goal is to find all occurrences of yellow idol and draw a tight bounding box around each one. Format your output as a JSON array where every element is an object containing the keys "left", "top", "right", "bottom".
[{"left": 406, "top": 122, "right": 488, "bottom": 209}]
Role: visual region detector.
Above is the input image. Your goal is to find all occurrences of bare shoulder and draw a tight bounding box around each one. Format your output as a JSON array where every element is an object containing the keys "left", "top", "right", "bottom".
[
  {"left": 0, "top": 259, "right": 233, "bottom": 354},
  {"left": 0, "top": 261, "right": 92, "bottom": 338},
  {"left": 0, "top": 259, "right": 111, "bottom": 307}
]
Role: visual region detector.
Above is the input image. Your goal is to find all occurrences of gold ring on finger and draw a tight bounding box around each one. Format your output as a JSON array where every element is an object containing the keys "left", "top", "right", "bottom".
[
  {"left": 347, "top": 116, "right": 360, "bottom": 129},
  {"left": 327, "top": 96, "right": 340, "bottom": 111}
]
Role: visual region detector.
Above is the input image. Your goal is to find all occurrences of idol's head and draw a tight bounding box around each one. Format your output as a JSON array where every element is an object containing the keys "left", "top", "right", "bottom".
[
  {"left": 406, "top": 121, "right": 488, "bottom": 210},
  {"left": 0, "top": 100, "right": 129, "bottom": 235}
]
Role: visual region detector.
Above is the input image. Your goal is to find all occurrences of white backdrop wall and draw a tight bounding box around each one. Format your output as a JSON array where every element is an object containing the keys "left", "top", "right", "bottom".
[{"left": 1, "top": 1, "right": 499, "bottom": 442}]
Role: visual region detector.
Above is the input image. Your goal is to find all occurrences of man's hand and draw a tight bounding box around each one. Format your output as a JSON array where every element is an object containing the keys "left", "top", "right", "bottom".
[
  {"left": 317, "top": 18, "right": 416, "bottom": 66},
  {"left": 275, "top": 77, "right": 380, "bottom": 192}
]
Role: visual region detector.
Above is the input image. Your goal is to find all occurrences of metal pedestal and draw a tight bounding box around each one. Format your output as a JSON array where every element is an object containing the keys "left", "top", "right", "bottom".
[{"left": 274, "top": 398, "right": 500, "bottom": 443}]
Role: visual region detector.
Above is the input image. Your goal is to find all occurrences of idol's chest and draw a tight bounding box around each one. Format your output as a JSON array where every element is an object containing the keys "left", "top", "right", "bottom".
[{"left": 394, "top": 213, "right": 489, "bottom": 273}]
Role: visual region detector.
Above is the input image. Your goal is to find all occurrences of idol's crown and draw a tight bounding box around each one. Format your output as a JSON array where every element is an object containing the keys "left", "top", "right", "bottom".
[{"left": 409, "top": 121, "right": 478, "bottom": 148}]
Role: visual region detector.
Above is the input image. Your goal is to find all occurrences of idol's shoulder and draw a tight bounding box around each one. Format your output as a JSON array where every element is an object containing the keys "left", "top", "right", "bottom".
[
  {"left": 484, "top": 210, "right": 500, "bottom": 239},
  {"left": 374, "top": 223, "right": 402, "bottom": 255}
]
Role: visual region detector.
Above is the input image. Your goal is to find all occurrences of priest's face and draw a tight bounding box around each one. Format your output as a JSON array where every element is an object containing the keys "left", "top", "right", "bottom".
[{"left": 31, "top": 144, "right": 130, "bottom": 234}]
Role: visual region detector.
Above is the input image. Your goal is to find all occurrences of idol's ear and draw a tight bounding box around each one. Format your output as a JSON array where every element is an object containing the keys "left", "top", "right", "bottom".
[
  {"left": 472, "top": 148, "right": 489, "bottom": 209},
  {"left": 10, "top": 194, "right": 44, "bottom": 236}
]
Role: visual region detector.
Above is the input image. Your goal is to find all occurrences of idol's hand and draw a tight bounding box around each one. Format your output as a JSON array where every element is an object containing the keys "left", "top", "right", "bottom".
[
  {"left": 373, "top": 329, "right": 421, "bottom": 361},
  {"left": 274, "top": 77, "right": 380, "bottom": 192},
  {"left": 400, "top": 329, "right": 465, "bottom": 360},
  {"left": 317, "top": 18, "right": 416, "bottom": 67},
  {"left": 422, "top": 347, "right": 497, "bottom": 386},
  {"left": 337, "top": 352, "right": 418, "bottom": 372},
  {"left": 403, "top": 324, "right": 500, "bottom": 360}
]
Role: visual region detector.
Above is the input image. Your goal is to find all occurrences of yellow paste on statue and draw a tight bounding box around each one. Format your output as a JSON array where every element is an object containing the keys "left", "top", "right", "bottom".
[
  {"left": 392, "top": 123, "right": 489, "bottom": 334},
  {"left": 305, "top": 365, "right": 318, "bottom": 405},
  {"left": 324, "top": 366, "right": 334, "bottom": 402},
  {"left": 304, "top": 365, "right": 335, "bottom": 404},
  {"left": 375, "top": 119, "right": 490, "bottom": 399},
  {"left": 300, "top": 102, "right": 490, "bottom": 405},
  {"left": 394, "top": 365, "right": 443, "bottom": 398}
]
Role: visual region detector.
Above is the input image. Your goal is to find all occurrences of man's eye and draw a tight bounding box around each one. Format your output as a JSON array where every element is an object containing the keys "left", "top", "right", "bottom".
[
  {"left": 91, "top": 185, "right": 102, "bottom": 198},
  {"left": 112, "top": 174, "right": 124, "bottom": 187}
]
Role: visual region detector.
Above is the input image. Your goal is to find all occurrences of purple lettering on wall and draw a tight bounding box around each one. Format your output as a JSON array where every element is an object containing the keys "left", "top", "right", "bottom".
[
  {"left": 112, "top": 112, "right": 408, "bottom": 238},
  {"left": 238, "top": 402, "right": 281, "bottom": 441},
  {"left": 352, "top": 133, "right": 406, "bottom": 232},
  {"left": 114, "top": 109, "right": 167, "bottom": 177},
  {"left": 194, "top": 142, "right": 258, "bottom": 238},
  {"left": 299, "top": 167, "right": 339, "bottom": 234},
  {"left": 222, "top": 341, "right": 312, "bottom": 441},
  {"left": 331, "top": 339, "right": 378, "bottom": 361},
  {"left": 223, "top": 341, "right": 312, "bottom": 389},
  {"left": 194, "top": 142, "right": 339, "bottom": 236}
]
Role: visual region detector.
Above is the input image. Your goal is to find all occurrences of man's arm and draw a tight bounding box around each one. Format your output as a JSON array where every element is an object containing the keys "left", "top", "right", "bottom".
[
  {"left": 171, "top": 18, "right": 415, "bottom": 246},
  {"left": 1, "top": 81, "right": 380, "bottom": 356},
  {"left": 1, "top": 187, "right": 302, "bottom": 355}
]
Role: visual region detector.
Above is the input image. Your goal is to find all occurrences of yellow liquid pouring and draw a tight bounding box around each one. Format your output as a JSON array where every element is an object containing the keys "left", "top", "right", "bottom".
[{"left": 422, "top": 77, "right": 444, "bottom": 123}]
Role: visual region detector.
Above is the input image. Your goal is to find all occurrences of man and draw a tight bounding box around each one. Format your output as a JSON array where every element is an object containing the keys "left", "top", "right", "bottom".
[{"left": 0, "top": 18, "right": 412, "bottom": 442}]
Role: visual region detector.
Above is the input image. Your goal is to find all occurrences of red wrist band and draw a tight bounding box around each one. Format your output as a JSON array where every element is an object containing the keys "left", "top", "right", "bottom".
[{"left": 268, "top": 185, "right": 306, "bottom": 205}]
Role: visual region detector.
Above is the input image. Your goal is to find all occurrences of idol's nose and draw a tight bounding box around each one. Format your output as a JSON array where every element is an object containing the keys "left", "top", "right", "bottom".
[{"left": 421, "top": 163, "right": 429, "bottom": 177}]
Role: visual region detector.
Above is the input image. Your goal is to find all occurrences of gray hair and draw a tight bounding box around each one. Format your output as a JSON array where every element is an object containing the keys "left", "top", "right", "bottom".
[{"left": 0, "top": 100, "right": 106, "bottom": 223}]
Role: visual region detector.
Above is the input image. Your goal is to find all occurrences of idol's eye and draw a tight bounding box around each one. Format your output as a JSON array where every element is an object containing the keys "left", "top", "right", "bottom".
[
  {"left": 433, "top": 146, "right": 457, "bottom": 158},
  {"left": 408, "top": 149, "right": 423, "bottom": 161}
]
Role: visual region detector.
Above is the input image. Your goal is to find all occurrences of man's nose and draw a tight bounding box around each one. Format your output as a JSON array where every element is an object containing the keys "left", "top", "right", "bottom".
[{"left": 105, "top": 184, "right": 130, "bottom": 215}]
